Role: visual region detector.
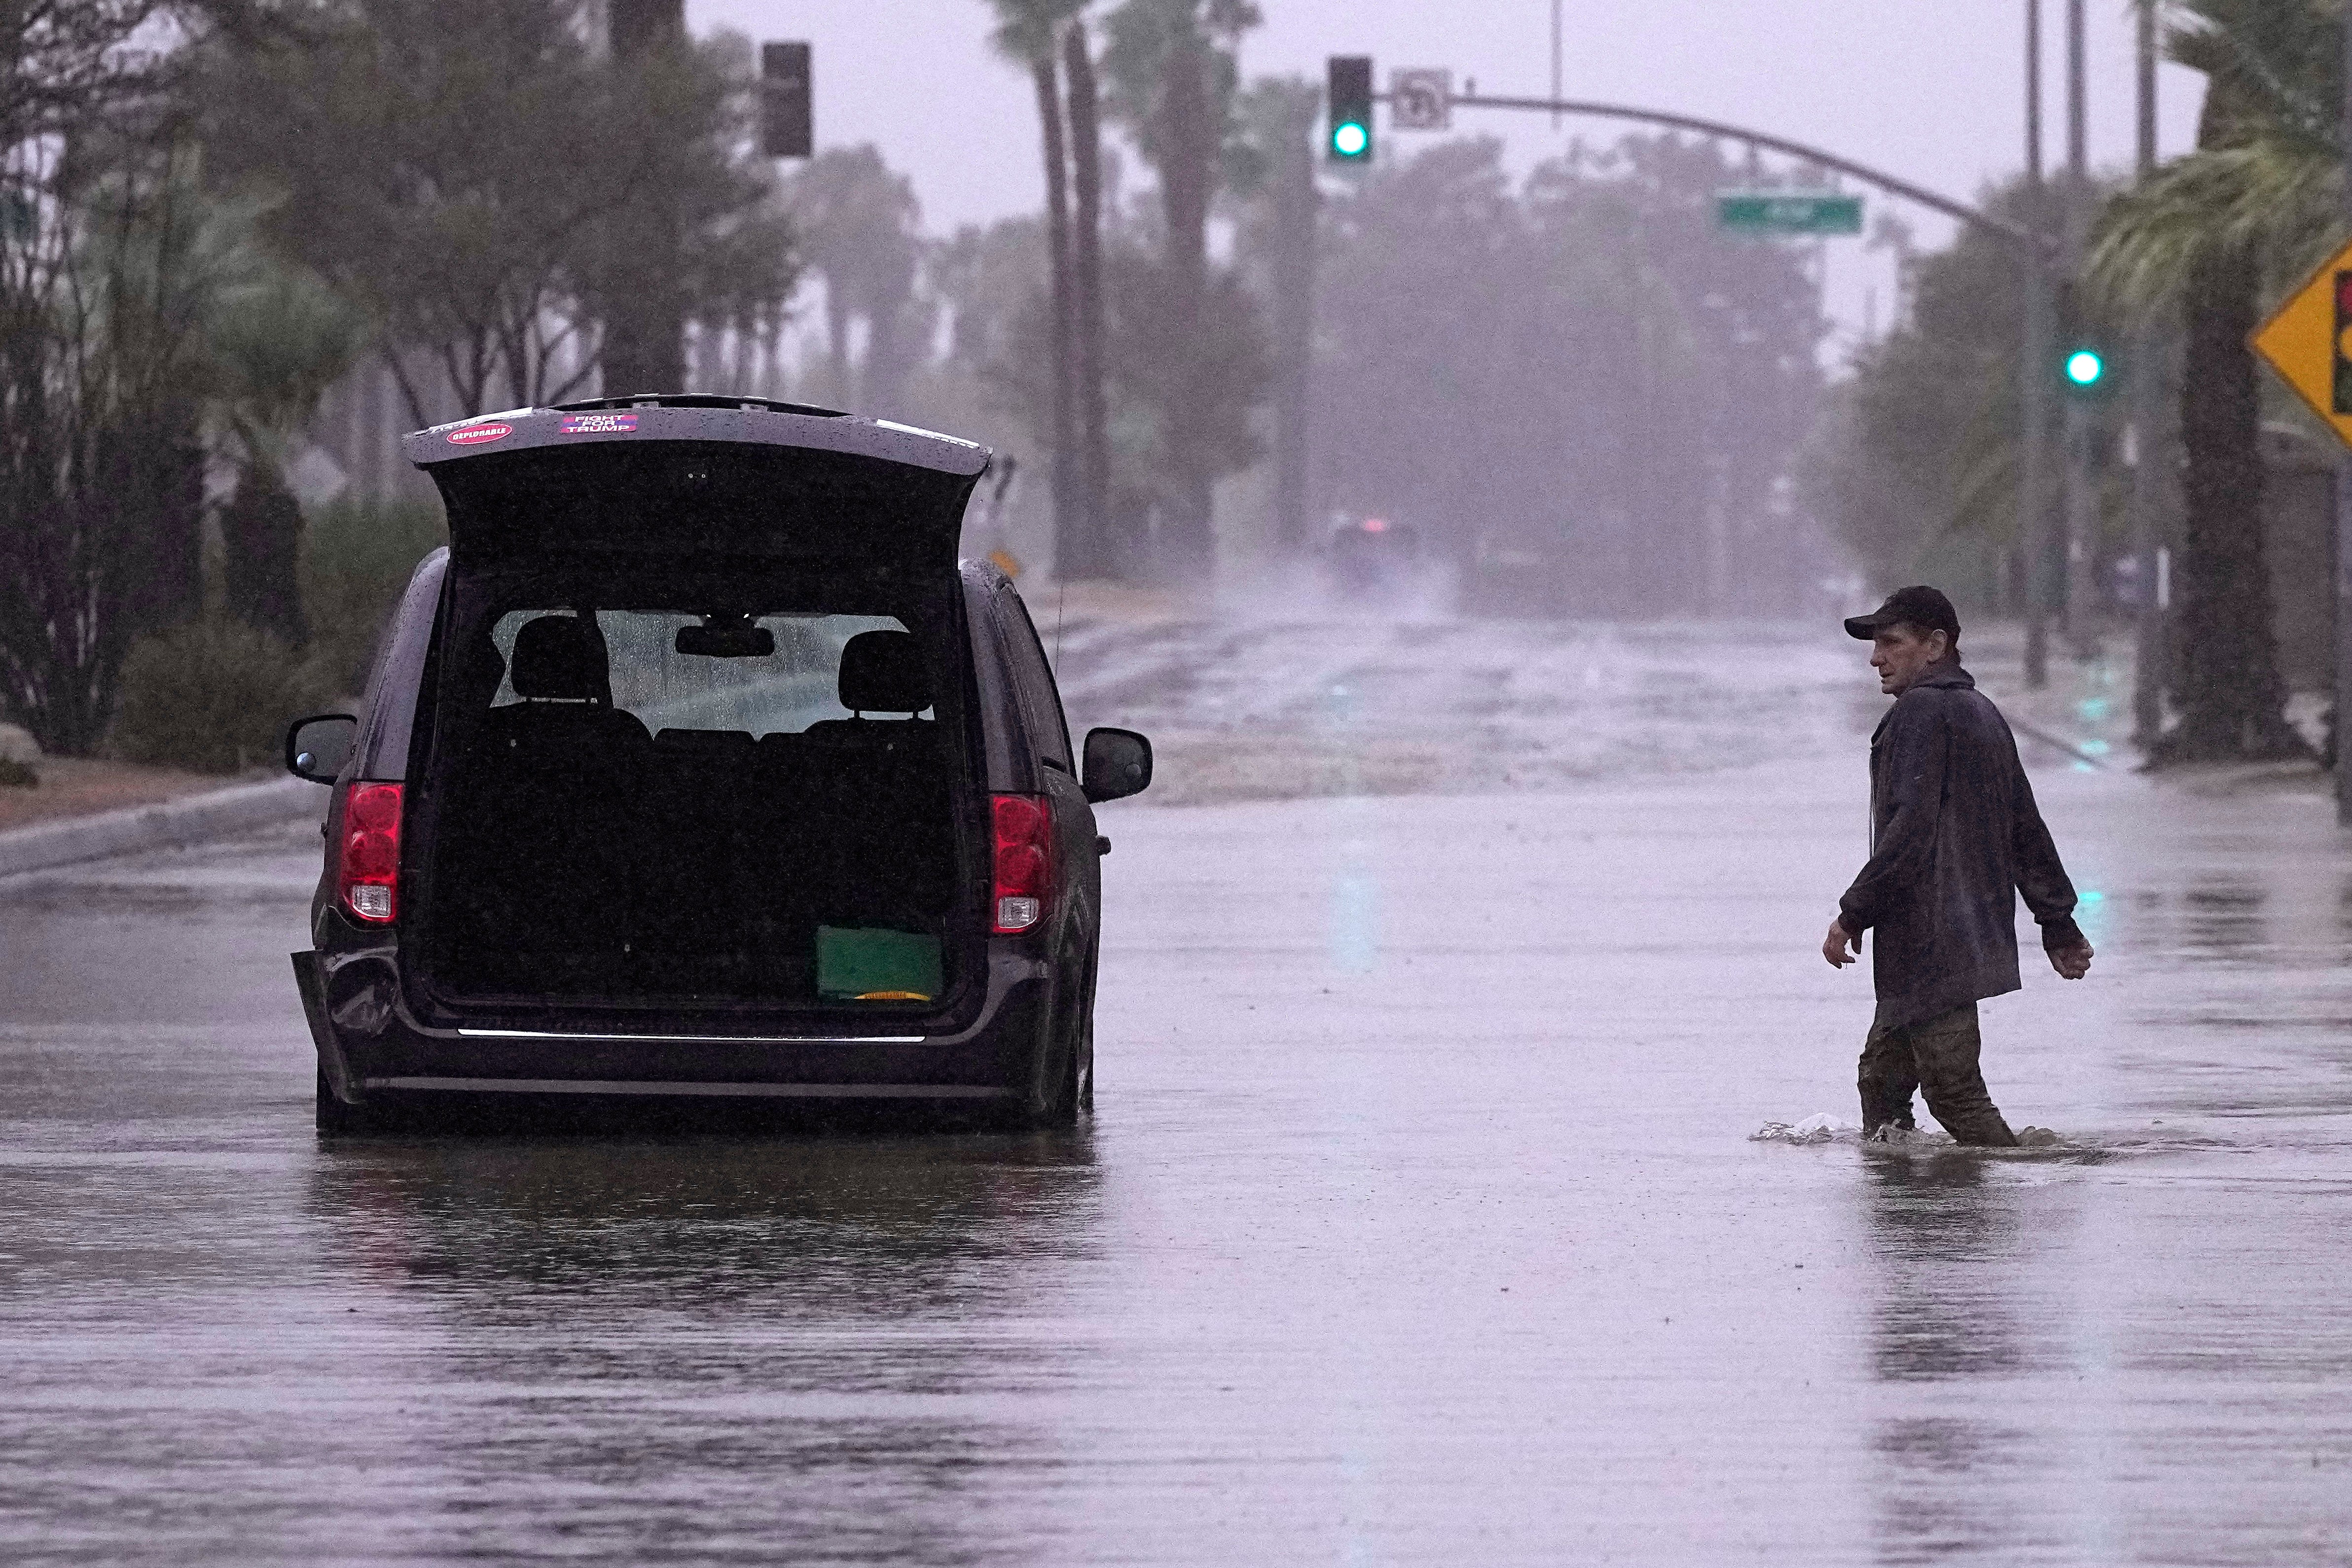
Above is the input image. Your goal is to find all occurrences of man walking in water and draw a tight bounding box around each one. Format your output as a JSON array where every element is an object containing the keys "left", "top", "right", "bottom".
[{"left": 1822, "top": 587, "right": 2093, "bottom": 1145}]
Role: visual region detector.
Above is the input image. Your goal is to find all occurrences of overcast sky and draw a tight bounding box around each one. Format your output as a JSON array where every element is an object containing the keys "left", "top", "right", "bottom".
[{"left": 688, "top": 0, "right": 2207, "bottom": 359}]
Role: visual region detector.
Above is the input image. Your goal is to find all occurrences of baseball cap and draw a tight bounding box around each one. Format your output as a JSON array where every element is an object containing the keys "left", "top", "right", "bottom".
[{"left": 1844, "top": 585, "right": 1960, "bottom": 642}]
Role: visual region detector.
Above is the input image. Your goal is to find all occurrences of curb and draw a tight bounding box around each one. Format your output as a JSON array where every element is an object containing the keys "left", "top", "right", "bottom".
[{"left": 0, "top": 775, "right": 326, "bottom": 880}]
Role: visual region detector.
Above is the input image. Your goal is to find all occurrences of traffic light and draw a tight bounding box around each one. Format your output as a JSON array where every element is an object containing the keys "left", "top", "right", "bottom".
[
  {"left": 1327, "top": 56, "right": 1373, "bottom": 163},
  {"left": 2062, "top": 344, "right": 2107, "bottom": 393},
  {"left": 761, "top": 41, "right": 812, "bottom": 158},
  {"left": 2055, "top": 281, "right": 2112, "bottom": 400}
]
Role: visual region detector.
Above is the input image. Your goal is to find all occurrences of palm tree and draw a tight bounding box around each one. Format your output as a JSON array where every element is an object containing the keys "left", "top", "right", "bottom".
[
  {"left": 2087, "top": 0, "right": 2324, "bottom": 762},
  {"left": 1099, "top": 0, "right": 1263, "bottom": 583},
  {"left": 1063, "top": 16, "right": 1113, "bottom": 578},
  {"left": 1233, "top": 77, "right": 1321, "bottom": 558},
  {"left": 986, "top": 0, "right": 1087, "bottom": 570},
  {"left": 789, "top": 146, "right": 923, "bottom": 410}
]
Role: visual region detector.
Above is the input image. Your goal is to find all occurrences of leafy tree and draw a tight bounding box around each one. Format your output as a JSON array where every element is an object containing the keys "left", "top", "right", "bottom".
[
  {"left": 201, "top": 0, "right": 614, "bottom": 420},
  {"left": 931, "top": 208, "right": 1261, "bottom": 578},
  {"left": 601, "top": 0, "right": 686, "bottom": 394},
  {"left": 199, "top": 2, "right": 794, "bottom": 423},
  {"left": 933, "top": 218, "right": 1053, "bottom": 400},
  {"left": 1800, "top": 178, "right": 2084, "bottom": 608},
  {"left": 591, "top": 22, "right": 798, "bottom": 400},
  {"left": 1313, "top": 136, "right": 1826, "bottom": 614},
  {"left": 0, "top": 8, "right": 225, "bottom": 753},
  {"left": 203, "top": 201, "right": 362, "bottom": 648},
  {"left": 0, "top": 161, "right": 220, "bottom": 754}
]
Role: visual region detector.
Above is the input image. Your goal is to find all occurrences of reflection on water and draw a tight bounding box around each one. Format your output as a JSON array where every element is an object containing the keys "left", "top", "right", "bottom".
[
  {"left": 2177, "top": 882, "right": 2269, "bottom": 960},
  {"left": 314, "top": 1130, "right": 1101, "bottom": 1315},
  {"left": 1871, "top": 1416, "right": 2039, "bottom": 1565},
  {"left": 1862, "top": 1152, "right": 2030, "bottom": 1384},
  {"left": 1862, "top": 1152, "right": 2046, "bottom": 1565},
  {"left": 289, "top": 1130, "right": 1102, "bottom": 1565}
]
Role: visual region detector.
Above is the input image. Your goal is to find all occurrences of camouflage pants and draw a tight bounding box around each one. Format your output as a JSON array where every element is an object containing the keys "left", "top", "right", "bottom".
[{"left": 1857, "top": 1002, "right": 2019, "bottom": 1147}]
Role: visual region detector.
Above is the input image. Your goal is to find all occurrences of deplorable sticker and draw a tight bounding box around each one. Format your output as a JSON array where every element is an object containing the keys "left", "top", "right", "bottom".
[
  {"left": 446, "top": 422, "right": 512, "bottom": 446},
  {"left": 559, "top": 413, "right": 638, "bottom": 434}
]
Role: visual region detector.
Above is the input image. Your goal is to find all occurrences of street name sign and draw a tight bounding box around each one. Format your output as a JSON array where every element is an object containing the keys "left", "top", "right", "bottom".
[
  {"left": 1715, "top": 191, "right": 1864, "bottom": 237},
  {"left": 1389, "top": 68, "right": 1451, "bottom": 131},
  {"left": 2250, "top": 234, "right": 2352, "bottom": 450}
]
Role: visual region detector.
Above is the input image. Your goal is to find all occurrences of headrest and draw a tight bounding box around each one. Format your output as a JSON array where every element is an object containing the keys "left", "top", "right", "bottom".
[
  {"left": 837, "top": 630, "right": 929, "bottom": 714},
  {"left": 510, "top": 615, "right": 611, "bottom": 704}
]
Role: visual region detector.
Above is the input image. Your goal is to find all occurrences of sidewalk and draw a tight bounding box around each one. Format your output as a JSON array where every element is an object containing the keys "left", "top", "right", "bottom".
[
  {"left": 1963, "top": 619, "right": 2337, "bottom": 799},
  {"left": 0, "top": 771, "right": 323, "bottom": 880},
  {"left": 0, "top": 756, "right": 265, "bottom": 837}
]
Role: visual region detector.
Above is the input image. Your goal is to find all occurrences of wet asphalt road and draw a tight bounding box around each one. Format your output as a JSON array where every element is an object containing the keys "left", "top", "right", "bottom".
[{"left": 5, "top": 625, "right": 2352, "bottom": 1565}]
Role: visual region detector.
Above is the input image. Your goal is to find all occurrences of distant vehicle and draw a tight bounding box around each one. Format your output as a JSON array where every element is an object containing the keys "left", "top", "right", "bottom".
[
  {"left": 1321, "top": 515, "right": 1428, "bottom": 601},
  {"left": 283, "top": 395, "right": 1152, "bottom": 1133}
]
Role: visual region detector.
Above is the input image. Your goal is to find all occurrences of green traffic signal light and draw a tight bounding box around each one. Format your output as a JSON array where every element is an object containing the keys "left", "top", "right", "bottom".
[
  {"left": 2064, "top": 347, "right": 2104, "bottom": 388},
  {"left": 1327, "top": 55, "right": 1373, "bottom": 163}
]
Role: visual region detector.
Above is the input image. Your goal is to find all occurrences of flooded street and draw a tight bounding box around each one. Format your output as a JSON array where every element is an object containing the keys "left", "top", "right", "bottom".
[{"left": 5, "top": 620, "right": 2351, "bottom": 1565}]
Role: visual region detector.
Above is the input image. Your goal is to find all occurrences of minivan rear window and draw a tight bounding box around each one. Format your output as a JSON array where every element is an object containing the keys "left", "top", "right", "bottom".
[
  {"left": 485, "top": 610, "right": 925, "bottom": 737},
  {"left": 409, "top": 578, "right": 976, "bottom": 1013}
]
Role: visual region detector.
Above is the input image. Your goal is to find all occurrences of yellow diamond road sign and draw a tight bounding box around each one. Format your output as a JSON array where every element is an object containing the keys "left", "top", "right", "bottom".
[{"left": 2250, "top": 234, "right": 2352, "bottom": 450}]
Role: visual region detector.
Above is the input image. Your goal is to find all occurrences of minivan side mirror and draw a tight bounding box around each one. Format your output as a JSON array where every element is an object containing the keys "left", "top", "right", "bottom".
[
  {"left": 285, "top": 713, "right": 359, "bottom": 784},
  {"left": 1082, "top": 727, "right": 1153, "bottom": 803}
]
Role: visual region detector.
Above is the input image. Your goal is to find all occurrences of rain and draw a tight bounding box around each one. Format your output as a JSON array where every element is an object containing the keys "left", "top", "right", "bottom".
[{"left": 0, "top": 3, "right": 2348, "bottom": 1565}]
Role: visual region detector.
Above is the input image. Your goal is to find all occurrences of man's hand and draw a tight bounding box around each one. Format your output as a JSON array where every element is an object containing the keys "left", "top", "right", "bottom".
[
  {"left": 1822, "top": 919, "right": 1861, "bottom": 968},
  {"left": 2050, "top": 939, "right": 2093, "bottom": 980}
]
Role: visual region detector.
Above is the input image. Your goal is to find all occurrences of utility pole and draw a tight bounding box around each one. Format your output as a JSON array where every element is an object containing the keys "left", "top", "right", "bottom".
[
  {"left": 1550, "top": 0, "right": 1562, "bottom": 130},
  {"left": 2023, "top": 0, "right": 2053, "bottom": 687},
  {"left": 2061, "top": 0, "right": 2096, "bottom": 649},
  {"left": 603, "top": 0, "right": 688, "bottom": 395},
  {"left": 2339, "top": 0, "right": 2352, "bottom": 820},
  {"left": 2131, "top": 0, "right": 2166, "bottom": 747}
]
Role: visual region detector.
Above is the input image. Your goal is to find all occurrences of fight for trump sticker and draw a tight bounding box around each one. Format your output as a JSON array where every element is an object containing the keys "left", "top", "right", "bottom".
[
  {"left": 445, "top": 422, "right": 511, "bottom": 446},
  {"left": 559, "top": 413, "right": 638, "bottom": 435}
]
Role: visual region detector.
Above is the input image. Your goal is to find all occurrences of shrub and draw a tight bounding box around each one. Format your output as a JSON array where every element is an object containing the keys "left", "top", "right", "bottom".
[
  {"left": 300, "top": 496, "right": 448, "bottom": 698},
  {"left": 110, "top": 619, "right": 337, "bottom": 774}
]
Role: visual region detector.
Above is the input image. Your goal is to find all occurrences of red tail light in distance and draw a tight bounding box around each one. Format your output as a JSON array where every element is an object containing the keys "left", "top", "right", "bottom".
[
  {"left": 991, "top": 793, "right": 1052, "bottom": 933},
  {"left": 338, "top": 782, "right": 403, "bottom": 924}
]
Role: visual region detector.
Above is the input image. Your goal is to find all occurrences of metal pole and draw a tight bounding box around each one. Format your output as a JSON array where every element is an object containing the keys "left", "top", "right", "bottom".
[
  {"left": 2338, "top": 0, "right": 2352, "bottom": 820},
  {"left": 1551, "top": 0, "right": 1562, "bottom": 130},
  {"left": 2023, "top": 0, "right": 2052, "bottom": 687},
  {"left": 1443, "top": 91, "right": 2047, "bottom": 253},
  {"left": 2062, "top": 0, "right": 2096, "bottom": 649},
  {"left": 2131, "top": 0, "right": 2167, "bottom": 747}
]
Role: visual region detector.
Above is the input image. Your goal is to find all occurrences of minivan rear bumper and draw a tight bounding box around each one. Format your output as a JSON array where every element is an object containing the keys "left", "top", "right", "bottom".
[{"left": 293, "top": 948, "right": 1048, "bottom": 1105}]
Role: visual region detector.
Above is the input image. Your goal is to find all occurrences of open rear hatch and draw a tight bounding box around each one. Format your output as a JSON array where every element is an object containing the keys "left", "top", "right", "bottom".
[
  {"left": 399, "top": 399, "right": 993, "bottom": 1024},
  {"left": 416, "top": 397, "right": 986, "bottom": 573}
]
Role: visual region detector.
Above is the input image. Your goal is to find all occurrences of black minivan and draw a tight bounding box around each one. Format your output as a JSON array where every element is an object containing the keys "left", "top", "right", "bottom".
[{"left": 283, "top": 395, "right": 1151, "bottom": 1132}]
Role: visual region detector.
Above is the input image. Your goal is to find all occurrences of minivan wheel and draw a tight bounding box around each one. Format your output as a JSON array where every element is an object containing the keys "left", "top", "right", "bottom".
[
  {"left": 1009, "top": 998, "right": 1082, "bottom": 1131},
  {"left": 315, "top": 1064, "right": 382, "bottom": 1135},
  {"left": 1046, "top": 1020, "right": 1081, "bottom": 1128}
]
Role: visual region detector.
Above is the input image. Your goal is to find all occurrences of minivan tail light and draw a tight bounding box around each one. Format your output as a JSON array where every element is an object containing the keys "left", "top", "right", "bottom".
[
  {"left": 338, "top": 782, "right": 404, "bottom": 924},
  {"left": 991, "top": 793, "right": 1052, "bottom": 933}
]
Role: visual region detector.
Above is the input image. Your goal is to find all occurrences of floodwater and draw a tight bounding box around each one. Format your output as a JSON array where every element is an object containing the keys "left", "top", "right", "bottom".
[{"left": 3, "top": 621, "right": 2350, "bottom": 1565}]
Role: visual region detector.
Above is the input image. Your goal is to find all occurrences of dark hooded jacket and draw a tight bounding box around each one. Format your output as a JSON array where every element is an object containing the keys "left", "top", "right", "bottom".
[{"left": 1838, "top": 659, "right": 2083, "bottom": 1027}]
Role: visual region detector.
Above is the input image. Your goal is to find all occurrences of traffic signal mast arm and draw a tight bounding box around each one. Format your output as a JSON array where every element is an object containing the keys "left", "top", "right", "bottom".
[{"left": 1407, "top": 88, "right": 2054, "bottom": 267}]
